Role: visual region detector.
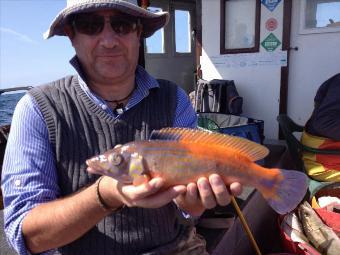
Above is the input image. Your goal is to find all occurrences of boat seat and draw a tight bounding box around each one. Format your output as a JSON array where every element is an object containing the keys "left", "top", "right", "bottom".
[{"left": 276, "top": 114, "right": 337, "bottom": 197}]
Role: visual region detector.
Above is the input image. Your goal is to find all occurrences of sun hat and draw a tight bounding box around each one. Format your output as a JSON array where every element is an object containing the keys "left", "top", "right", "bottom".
[{"left": 44, "top": 0, "right": 169, "bottom": 39}]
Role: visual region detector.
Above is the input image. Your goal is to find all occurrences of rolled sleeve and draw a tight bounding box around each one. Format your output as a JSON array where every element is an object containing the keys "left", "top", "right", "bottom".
[{"left": 1, "top": 94, "right": 59, "bottom": 254}]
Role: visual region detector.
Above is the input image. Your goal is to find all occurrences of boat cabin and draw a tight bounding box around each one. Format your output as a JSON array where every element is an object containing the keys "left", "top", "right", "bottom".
[{"left": 143, "top": 0, "right": 340, "bottom": 140}]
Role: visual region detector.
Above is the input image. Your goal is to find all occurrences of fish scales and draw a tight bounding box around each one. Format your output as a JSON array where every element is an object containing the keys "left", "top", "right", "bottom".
[
  {"left": 87, "top": 127, "right": 308, "bottom": 214},
  {"left": 133, "top": 140, "right": 258, "bottom": 186}
]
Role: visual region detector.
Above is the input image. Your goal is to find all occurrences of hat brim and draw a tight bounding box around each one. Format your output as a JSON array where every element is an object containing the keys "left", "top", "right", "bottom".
[{"left": 44, "top": 2, "right": 169, "bottom": 39}]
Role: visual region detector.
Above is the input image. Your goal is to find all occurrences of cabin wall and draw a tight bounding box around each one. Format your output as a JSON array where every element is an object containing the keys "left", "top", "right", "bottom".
[
  {"left": 287, "top": 0, "right": 340, "bottom": 125},
  {"left": 200, "top": 0, "right": 285, "bottom": 140}
]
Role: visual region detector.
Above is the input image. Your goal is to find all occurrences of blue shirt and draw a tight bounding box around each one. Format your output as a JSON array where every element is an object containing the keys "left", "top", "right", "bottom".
[{"left": 1, "top": 58, "right": 197, "bottom": 255}]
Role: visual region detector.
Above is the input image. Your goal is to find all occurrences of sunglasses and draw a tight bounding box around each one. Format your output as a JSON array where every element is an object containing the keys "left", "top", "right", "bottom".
[{"left": 71, "top": 13, "right": 141, "bottom": 36}]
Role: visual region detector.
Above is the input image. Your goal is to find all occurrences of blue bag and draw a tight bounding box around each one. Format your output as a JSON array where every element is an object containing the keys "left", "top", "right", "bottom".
[{"left": 197, "top": 113, "right": 264, "bottom": 144}]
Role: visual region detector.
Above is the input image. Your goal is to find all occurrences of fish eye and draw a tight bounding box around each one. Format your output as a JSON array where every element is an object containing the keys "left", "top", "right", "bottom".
[{"left": 109, "top": 153, "right": 123, "bottom": 166}]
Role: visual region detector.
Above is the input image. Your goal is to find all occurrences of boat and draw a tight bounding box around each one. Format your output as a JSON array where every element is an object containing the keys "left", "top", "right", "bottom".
[{"left": 1, "top": 0, "right": 339, "bottom": 254}]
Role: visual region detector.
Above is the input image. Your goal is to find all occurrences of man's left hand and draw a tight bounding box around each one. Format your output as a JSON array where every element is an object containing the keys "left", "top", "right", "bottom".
[{"left": 174, "top": 174, "right": 242, "bottom": 217}]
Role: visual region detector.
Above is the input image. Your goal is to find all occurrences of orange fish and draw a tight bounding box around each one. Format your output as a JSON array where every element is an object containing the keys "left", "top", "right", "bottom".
[{"left": 86, "top": 128, "right": 308, "bottom": 214}]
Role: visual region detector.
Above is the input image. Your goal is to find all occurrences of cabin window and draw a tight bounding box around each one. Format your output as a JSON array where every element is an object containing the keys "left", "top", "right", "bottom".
[
  {"left": 300, "top": 0, "right": 340, "bottom": 34},
  {"left": 175, "top": 9, "right": 191, "bottom": 53},
  {"left": 220, "top": 0, "right": 261, "bottom": 54},
  {"left": 145, "top": 6, "right": 166, "bottom": 54}
]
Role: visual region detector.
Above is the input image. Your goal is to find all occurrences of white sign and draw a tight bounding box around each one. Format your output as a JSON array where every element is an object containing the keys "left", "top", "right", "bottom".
[{"left": 207, "top": 51, "right": 287, "bottom": 68}]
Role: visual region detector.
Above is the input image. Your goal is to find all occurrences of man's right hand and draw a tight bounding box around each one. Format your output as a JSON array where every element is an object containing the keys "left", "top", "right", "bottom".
[{"left": 98, "top": 175, "right": 187, "bottom": 209}]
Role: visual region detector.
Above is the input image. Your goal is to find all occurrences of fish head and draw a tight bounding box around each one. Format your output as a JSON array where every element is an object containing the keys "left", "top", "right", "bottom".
[
  {"left": 297, "top": 201, "right": 321, "bottom": 227},
  {"left": 86, "top": 144, "right": 134, "bottom": 184}
]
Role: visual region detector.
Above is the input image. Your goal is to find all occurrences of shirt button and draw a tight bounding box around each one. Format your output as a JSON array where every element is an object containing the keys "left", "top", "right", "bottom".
[
  {"left": 101, "top": 104, "right": 108, "bottom": 110},
  {"left": 14, "top": 179, "right": 21, "bottom": 187}
]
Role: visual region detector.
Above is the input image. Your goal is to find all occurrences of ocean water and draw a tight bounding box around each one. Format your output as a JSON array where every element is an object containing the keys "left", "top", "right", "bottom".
[{"left": 0, "top": 93, "right": 25, "bottom": 126}]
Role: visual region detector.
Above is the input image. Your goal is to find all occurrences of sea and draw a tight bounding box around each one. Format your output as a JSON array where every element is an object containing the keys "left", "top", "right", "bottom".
[{"left": 0, "top": 92, "right": 25, "bottom": 126}]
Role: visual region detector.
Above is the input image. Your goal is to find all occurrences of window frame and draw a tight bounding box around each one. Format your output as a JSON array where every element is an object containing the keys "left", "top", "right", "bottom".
[
  {"left": 144, "top": 3, "right": 169, "bottom": 57},
  {"left": 220, "top": 0, "right": 261, "bottom": 54},
  {"left": 171, "top": 2, "right": 195, "bottom": 57},
  {"left": 299, "top": 0, "right": 340, "bottom": 34}
]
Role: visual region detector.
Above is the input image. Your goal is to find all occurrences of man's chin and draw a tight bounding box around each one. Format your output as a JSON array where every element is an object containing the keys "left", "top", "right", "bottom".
[{"left": 96, "top": 66, "right": 126, "bottom": 77}]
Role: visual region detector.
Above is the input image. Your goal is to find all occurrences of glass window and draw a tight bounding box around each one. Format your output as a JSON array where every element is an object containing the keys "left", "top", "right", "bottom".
[
  {"left": 145, "top": 6, "right": 165, "bottom": 54},
  {"left": 220, "top": 0, "right": 260, "bottom": 54},
  {"left": 175, "top": 10, "right": 191, "bottom": 53},
  {"left": 304, "top": 0, "right": 340, "bottom": 29}
]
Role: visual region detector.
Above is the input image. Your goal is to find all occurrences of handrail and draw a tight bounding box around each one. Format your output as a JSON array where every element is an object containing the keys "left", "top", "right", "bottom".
[{"left": 0, "top": 86, "right": 33, "bottom": 95}]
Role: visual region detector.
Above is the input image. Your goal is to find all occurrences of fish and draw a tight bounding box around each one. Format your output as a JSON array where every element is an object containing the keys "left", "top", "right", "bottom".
[
  {"left": 281, "top": 212, "right": 310, "bottom": 244},
  {"left": 86, "top": 127, "right": 308, "bottom": 214},
  {"left": 298, "top": 201, "right": 340, "bottom": 255}
]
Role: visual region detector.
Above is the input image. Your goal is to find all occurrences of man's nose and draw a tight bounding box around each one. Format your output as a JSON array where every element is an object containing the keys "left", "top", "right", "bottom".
[{"left": 100, "top": 17, "right": 120, "bottom": 48}]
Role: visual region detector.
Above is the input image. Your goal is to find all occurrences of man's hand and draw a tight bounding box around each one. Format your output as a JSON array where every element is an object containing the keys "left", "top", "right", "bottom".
[
  {"left": 98, "top": 175, "right": 187, "bottom": 209},
  {"left": 174, "top": 174, "right": 243, "bottom": 217}
]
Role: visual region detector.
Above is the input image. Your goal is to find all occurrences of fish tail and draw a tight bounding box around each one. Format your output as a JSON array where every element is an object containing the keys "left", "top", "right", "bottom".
[{"left": 260, "top": 169, "right": 308, "bottom": 215}]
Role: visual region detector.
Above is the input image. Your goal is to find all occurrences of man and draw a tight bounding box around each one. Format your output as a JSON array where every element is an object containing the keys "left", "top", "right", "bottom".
[
  {"left": 302, "top": 73, "right": 340, "bottom": 182},
  {"left": 2, "top": 1, "right": 242, "bottom": 254}
]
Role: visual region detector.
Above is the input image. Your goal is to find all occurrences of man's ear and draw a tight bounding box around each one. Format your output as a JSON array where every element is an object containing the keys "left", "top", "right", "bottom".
[{"left": 64, "top": 25, "right": 75, "bottom": 40}]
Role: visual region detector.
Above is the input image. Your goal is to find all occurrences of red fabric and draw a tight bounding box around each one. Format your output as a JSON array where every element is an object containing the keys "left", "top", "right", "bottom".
[
  {"left": 315, "top": 208, "right": 340, "bottom": 235},
  {"left": 278, "top": 215, "right": 320, "bottom": 255},
  {"left": 316, "top": 140, "right": 340, "bottom": 170},
  {"left": 278, "top": 216, "right": 320, "bottom": 255}
]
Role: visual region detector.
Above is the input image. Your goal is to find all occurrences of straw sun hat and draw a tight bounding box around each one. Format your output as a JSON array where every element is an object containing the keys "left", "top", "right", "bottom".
[{"left": 44, "top": 0, "right": 169, "bottom": 39}]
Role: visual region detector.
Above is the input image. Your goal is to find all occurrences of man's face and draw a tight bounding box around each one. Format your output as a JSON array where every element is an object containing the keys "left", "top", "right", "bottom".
[{"left": 68, "top": 10, "right": 142, "bottom": 85}]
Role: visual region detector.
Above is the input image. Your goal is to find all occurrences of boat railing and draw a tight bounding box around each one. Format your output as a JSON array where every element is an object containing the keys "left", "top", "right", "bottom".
[{"left": 0, "top": 86, "right": 33, "bottom": 95}]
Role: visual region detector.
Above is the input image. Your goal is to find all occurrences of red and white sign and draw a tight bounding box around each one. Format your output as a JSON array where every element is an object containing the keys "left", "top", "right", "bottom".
[{"left": 265, "top": 18, "right": 278, "bottom": 31}]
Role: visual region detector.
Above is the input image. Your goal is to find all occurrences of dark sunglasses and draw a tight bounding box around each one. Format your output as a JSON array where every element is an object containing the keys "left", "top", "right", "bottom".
[{"left": 71, "top": 13, "right": 141, "bottom": 36}]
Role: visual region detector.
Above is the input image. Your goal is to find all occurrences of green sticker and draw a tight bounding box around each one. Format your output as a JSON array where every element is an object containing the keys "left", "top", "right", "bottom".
[{"left": 261, "top": 33, "right": 281, "bottom": 52}]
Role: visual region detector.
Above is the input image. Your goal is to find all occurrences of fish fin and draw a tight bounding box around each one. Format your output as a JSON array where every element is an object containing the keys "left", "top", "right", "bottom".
[
  {"left": 264, "top": 169, "right": 308, "bottom": 214},
  {"left": 129, "top": 153, "right": 147, "bottom": 185},
  {"left": 150, "top": 127, "right": 269, "bottom": 161},
  {"left": 133, "top": 174, "right": 150, "bottom": 186}
]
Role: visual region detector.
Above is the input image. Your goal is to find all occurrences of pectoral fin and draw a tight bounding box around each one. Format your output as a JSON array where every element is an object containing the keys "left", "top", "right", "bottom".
[{"left": 129, "top": 153, "right": 148, "bottom": 186}]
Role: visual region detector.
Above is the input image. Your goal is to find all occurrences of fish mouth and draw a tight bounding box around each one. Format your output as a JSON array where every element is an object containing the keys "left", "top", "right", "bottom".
[
  {"left": 86, "top": 157, "right": 107, "bottom": 174},
  {"left": 86, "top": 157, "right": 99, "bottom": 168}
]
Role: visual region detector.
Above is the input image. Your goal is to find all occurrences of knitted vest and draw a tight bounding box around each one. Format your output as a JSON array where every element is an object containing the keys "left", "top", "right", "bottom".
[{"left": 29, "top": 76, "right": 189, "bottom": 255}]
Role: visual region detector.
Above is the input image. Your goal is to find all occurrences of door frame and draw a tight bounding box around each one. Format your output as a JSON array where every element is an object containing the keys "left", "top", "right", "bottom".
[{"left": 279, "top": 0, "right": 292, "bottom": 138}]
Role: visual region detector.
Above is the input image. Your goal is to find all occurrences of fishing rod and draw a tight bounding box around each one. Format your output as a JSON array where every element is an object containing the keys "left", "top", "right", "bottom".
[{"left": 231, "top": 196, "right": 262, "bottom": 255}]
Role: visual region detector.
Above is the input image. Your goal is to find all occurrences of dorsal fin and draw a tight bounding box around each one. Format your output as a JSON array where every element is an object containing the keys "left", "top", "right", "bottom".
[{"left": 150, "top": 127, "right": 269, "bottom": 161}]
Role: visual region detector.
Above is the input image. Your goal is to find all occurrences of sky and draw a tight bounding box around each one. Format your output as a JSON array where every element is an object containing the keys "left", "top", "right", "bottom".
[
  {"left": 0, "top": 0, "right": 76, "bottom": 89},
  {"left": 0, "top": 0, "right": 190, "bottom": 90}
]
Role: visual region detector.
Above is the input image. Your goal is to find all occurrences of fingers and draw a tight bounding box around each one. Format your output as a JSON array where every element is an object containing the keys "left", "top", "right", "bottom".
[
  {"left": 184, "top": 183, "right": 200, "bottom": 205},
  {"left": 120, "top": 177, "right": 164, "bottom": 200},
  {"left": 174, "top": 183, "right": 206, "bottom": 217},
  {"left": 197, "top": 175, "right": 242, "bottom": 209},
  {"left": 197, "top": 177, "right": 216, "bottom": 209},
  {"left": 118, "top": 178, "right": 186, "bottom": 208},
  {"left": 209, "top": 174, "right": 231, "bottom": 206},
  {"left": 135, "top": 185, "right": 186, "bottom": 208},
  {"left": 230, "top": 182, "right": 243, "bottom": 196}
]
